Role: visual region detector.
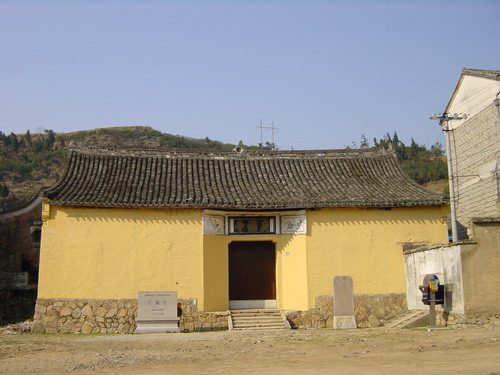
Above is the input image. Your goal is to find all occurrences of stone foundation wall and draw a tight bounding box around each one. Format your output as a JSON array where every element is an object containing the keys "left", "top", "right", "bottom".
[
  {"left": 437, "top": 311, "right": 500, "bottom": 328},
  {"left": 32, "top": 298, "right": 229, "bottom": 334},
  {"left": 354, "top": 293, "right": 406, "bottom": 327},
  {"left": 177, "top": 299, "right": 229, "bottom": 332},
  {"left": 286, "top": 293, "right": 407, "bottom": 328},
  {"left": 32, "top": 294, "right": 406, "bottom": 333},
  {"left": 32, "top": 299, "right": 138, "bottom": 334}
]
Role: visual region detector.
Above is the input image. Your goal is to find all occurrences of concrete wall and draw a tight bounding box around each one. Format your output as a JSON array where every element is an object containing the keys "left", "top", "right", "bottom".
[
  {"left": 404, "top": 218, "right": 500, "bottom": 315},
  {"left": 461, "top": 219, "right": 500, "bottom": 313},
  {"left": 404, "top": 243, "right": 465, "bottom": 313}
]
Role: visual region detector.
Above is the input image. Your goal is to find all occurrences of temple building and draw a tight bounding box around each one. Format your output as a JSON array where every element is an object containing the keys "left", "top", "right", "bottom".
[{"left": 33, "top": 147, "right": 447, "bottom": 333}]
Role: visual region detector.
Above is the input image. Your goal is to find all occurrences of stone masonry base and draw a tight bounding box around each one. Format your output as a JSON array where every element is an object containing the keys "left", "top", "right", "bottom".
[
  {"left": 32, "top": 293, "right": 406, "bottom": 333},
  {"left": 437, "top": 311, "right": 500, "bottom": 327},
  {"left": 32, "top": 298, "right": 228, "bottom": 334},
  {"left": 286, "top": 293, "right": 407, "bottom": 329}
]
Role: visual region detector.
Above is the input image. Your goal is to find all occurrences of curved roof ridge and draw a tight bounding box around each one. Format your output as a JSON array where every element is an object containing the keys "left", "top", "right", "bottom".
[
  {"left": 69, "top": 145, "right": 391, "bottom": 159},
  {"left": 42, "top": 147, "right": 444, "bottom": 209}
]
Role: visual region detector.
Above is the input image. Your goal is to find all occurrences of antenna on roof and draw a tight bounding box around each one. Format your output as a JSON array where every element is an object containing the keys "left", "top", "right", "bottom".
[{"left": 257, "top": 121, "right": 278, "bottom": 149}]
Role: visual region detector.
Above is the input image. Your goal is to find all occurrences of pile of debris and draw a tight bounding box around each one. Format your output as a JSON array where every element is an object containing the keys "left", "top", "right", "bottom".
[{"left": 0, "top": 320, "right": 32, "bottom": 335}]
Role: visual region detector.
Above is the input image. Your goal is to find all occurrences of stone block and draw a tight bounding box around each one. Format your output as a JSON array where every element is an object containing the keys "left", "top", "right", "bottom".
[
  {"left": 31, "top": 321, "right": 45, "bottom": 334},
  {"left": 96, "top": 307, "right": 107, "bottom": 317},
  {"left": 35, "top": 304, "right": 46, "bottom": 314},
  {"left": 368, "top": 314, "right": 381, "bottom": 327},
  {"left": 82, "top": 305, "right": 93, "bottom": 317},
  {"left": 59, "top": 323, "right": 73, "bottom": 334},
  {"left": 206, "top": 315, "right": 218, "bottom": 323},
  {"left": 333, "top": 316, "right": 356, "bottom": 329},
  {"left": 46, "top": 306, "right": 58, "bottom": 317},
  {"left": 333, "top": 276, "right": 356, "bottom": 329}
]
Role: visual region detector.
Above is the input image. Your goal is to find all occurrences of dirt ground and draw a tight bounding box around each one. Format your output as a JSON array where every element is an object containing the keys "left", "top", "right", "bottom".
[{"left": 1, "top": 323, "right": 499, "bottom": 375}]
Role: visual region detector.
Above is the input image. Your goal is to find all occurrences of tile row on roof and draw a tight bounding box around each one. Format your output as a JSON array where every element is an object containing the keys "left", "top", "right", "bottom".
[{"left": 42, "top": 147, "right": 444, "bottom": 209}]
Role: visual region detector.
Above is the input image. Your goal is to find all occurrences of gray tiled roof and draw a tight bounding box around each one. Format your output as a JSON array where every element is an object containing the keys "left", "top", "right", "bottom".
[{"left": 42, "top": 148, "right": 444, "bottom": 209}]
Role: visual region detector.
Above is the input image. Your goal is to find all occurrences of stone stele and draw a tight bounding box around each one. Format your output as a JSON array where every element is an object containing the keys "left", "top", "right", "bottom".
[
  {"left": 135, "top": 291, "right": 180, "bottom": 333},
  {"left": 333, "top": 276, "right": 357, "bottom": 329}
]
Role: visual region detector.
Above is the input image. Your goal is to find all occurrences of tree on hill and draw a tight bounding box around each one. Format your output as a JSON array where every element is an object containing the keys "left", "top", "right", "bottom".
[
  {"left": 356, "top": 133, "right": 448, "bottom": 185},
  {"left": 0, "top": 126, "right": 257, "bottom": 212}
]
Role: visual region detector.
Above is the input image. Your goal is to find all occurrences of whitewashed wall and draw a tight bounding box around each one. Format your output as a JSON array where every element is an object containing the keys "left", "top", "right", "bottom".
[
  {"left": 447, "top": 75, "right": 500, "bottom": 130},
  {"left": 404, "top": 244, "right": 465, "bottom": 314}
]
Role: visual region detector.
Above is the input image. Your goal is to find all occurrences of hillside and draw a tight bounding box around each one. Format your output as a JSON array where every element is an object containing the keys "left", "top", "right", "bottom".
[
  {"left": 0, "top": 127, "right": 448, "bottom": 213},
  {"left": 0, "top": 126, "right": 254, "bottom": 212}
]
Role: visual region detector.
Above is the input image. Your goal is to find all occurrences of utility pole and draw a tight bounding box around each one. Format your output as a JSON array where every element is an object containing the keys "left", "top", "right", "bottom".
[
  {"left": 257, "top": 121, "right": 278, "bottom": 149},
  {"left": 430, "top": 112, "right": 468, "bottom": 241}
]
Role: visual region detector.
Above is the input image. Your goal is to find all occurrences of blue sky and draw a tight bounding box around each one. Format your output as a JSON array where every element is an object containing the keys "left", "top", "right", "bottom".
[{"left": 1, "top": 1, "right": 499, "bottom": 150}]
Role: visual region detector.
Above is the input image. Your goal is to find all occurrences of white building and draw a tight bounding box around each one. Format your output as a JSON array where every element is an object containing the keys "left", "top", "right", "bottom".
[{"left": 441, "top": 68, "right": 500, "bottom": 239}]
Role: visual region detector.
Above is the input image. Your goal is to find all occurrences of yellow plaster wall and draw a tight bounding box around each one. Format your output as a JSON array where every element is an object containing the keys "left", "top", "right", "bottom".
[
  {"left": 38, "top": 205, "right": 205, "bottom": 308},
  {"left": 202, "top": 234, "right": 309, "bottom": 311},
  {"left": 39, "top": 203, "right": 447, "bottom": 313},
  {"left": 305, "top": 207, "right": 448, "bottom": 308}
]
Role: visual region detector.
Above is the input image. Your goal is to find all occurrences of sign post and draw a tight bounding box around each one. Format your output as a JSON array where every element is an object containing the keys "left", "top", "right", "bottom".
[{"left": 135, "top": 291, "right": 180, "bottom": 334}]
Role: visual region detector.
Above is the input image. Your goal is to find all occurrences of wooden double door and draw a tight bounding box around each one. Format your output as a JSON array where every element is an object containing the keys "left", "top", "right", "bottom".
[{"left": 229, "top": 241, "right": 276, "bottom": 302}]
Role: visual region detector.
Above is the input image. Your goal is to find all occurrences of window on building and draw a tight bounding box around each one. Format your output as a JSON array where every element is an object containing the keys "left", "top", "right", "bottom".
[{"left": 229, "top": 217, "right": 275, "bottom": 234}]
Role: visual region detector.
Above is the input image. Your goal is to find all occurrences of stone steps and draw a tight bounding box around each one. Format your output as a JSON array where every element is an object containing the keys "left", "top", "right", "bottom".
[
  {"left": 230, "top": 309, "right": 289, "bottom": 330},
  {"left": 384, "top": 310, "right": 430, "bottom": 329}
]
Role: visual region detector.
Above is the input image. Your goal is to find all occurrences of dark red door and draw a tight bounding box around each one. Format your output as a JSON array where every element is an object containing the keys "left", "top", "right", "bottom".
[{"left": 229, "top": 241, "right": 276, "bottom": 300}]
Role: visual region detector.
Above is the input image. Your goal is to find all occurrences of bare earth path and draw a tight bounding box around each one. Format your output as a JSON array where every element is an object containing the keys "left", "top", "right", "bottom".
[{"left": 1, "top": 326, "right": 499, "bottom": 375}]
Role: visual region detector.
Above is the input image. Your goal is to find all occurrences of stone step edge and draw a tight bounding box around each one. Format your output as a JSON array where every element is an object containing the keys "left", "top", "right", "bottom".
[
  {"left": 233, "top": 323, "right": 285, "bottom": 327},
  {"left": 233, "top": 327, "right": 286, "bottom": 330},
  {"left": 228, "top": 309, "right": 290, "bottom": 330},
  {"left": 231, "top": 313, "right": 281, "bottom": 316},
  {"left": 385, "top": 310, "right": 430, "bottom": 328},
  {"left": 233, "top": 316, "right": 283, "bottom": 321},
  {"left": 229, "top": 309, "right": 280, "bottom": 314}
]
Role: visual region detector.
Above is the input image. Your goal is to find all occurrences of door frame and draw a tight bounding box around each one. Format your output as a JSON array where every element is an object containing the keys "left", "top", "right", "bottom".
[{"left": 228, "top": 240, "right": 277, "bottom": 310}]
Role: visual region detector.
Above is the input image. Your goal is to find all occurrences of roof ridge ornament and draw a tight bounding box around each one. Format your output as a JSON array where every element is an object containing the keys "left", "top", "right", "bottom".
[{"left": 67, "top": 144, "right": 393, "bottom": 159}]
